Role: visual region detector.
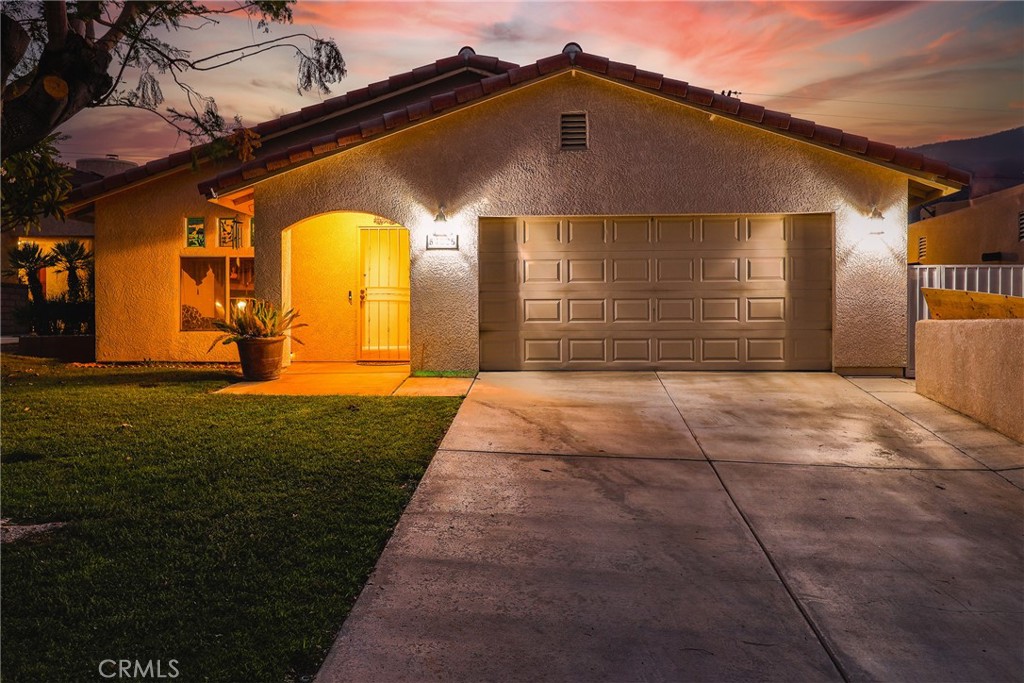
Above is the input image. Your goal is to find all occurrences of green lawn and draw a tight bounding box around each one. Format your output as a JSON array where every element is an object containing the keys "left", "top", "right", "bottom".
[{"left": 0, "top": 355, "right": 462, "bottom": 682}]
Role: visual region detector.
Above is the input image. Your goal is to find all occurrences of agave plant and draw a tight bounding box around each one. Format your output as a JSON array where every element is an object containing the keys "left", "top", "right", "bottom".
[
  {"left": 51, "top": 239, "right": 93, "bottom": 303},
  {"left": 207, "top": 299, "right": 306, "bottom": 351}
]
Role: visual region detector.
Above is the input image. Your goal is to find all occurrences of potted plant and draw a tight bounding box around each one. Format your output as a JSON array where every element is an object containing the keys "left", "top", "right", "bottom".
[{"left": 208, "top": 299, "right": 306, "bottom": 381}]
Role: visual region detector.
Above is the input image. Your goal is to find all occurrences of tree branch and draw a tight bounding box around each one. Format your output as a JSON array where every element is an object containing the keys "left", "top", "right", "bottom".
[
  {"left": 43, "top": 1, "right": 68, "bottom": 50},
  {"left": 95, "top": 2, "right": 144, "bottom": 53}
]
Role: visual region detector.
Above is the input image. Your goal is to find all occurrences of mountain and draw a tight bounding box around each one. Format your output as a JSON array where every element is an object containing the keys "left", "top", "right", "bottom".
[{"left": 910, "top": 127, "right": 1023, "bottom": 198}]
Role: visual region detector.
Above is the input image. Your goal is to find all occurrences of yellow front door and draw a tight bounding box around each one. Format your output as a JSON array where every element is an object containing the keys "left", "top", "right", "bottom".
[{"left": 359, "top": 227, "right": 410, "bottom": 361}]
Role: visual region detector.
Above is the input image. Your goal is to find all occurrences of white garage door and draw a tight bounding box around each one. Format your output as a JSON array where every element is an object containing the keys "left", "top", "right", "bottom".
[{"left": 479, "top": 214, "right": 832, "bottom": 371}]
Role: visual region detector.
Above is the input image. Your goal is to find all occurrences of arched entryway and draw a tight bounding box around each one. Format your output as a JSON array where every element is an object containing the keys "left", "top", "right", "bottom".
[{"left": 284, "top": 212, "right": 410, "bottom": 363}]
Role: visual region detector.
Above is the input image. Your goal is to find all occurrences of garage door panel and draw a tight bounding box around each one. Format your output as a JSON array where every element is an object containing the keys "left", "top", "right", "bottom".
[
  {"left": 479, "top": 214, "right": 832, "bottom": 371},
  {"left": 478, "top": 218, "right": 518, "bottom": 253}
]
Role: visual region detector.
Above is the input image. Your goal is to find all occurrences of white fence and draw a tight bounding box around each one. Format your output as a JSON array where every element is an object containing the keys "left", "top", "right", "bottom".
[{"left": 907, "top": 265, "right": 1024, "bottom": 377}]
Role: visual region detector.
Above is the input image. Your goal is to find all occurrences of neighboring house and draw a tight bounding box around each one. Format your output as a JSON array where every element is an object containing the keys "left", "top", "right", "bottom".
[
  {"left": 1, "top": 157, "right": 136, "bottom": 333},
  {"left": 908, "top": 184, "right": 1023, "bottom": 265},
  {"left": 67, "top": 44, "right": 968, "bottom": 375}
]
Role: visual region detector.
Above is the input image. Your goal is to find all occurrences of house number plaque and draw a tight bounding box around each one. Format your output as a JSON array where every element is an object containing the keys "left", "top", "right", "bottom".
[{"left": 426, "top": 233, "right": 459, "bottom": 250}]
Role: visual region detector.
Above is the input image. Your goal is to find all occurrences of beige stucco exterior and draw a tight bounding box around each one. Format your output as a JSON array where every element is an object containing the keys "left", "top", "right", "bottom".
[
  {"left": 916, "top": 319, "right": 1024, "bottom": 442},
  {"left": 909, "top": 185, "right": 1024, "bottom": 265},
  {"left": 253, "top": 72, "right": 910, "bottom": 372}
]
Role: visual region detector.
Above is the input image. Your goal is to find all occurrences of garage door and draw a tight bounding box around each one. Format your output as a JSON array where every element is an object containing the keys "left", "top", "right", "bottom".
[{"left": 479, "top": 215, "right": 832, "bottom": 371}]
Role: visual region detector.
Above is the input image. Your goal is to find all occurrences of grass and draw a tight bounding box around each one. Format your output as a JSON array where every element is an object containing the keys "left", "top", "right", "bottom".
[
  {"left": 0, "top": 355, "right": 462, "bottom": 682},
  {"left": 410, "top": 369, "right": 477, "bottom": 378}
]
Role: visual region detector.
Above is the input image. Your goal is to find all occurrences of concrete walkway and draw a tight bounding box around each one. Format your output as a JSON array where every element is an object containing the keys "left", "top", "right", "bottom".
[
  {"left": 317, "top": 372, "right": 1023, "bottom": 682},
  {"left": 216, "top": 362, "right": 473, "bottom": 396}
]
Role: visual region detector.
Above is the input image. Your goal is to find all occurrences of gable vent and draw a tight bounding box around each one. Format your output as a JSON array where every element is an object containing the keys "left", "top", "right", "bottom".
[
  {"left": 1018, "top": 211, "right": 1023, "bottom": 242},
  {"left": 560, "top": 112, "right": 588, "bottom": 150},
  {"left": 917, "top": 236, "right": 927, "bottom": 261}
]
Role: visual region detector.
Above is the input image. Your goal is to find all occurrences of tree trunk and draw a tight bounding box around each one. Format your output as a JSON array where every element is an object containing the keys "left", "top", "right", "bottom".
[{"left": 1, "top": 31, "right": 113, "bottom": 159}]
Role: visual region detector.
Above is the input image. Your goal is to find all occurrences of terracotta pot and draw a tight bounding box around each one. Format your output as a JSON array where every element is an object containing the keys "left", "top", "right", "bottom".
[{"left": 235, "top": 337, "right": 285, "bottom": 381}]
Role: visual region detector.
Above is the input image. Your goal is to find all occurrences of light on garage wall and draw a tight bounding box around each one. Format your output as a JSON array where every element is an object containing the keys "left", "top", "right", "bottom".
[
  {"left": 427, "top": 203, "right": 459, "bottom": 250},
  {"left": 868, "top": 205, "right": 885, "bottom": 220}
]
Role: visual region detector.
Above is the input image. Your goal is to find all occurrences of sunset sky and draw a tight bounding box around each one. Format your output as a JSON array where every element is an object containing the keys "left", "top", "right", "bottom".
[{"left": 56, "top": 0, "right": 1024, "bottom": 166}]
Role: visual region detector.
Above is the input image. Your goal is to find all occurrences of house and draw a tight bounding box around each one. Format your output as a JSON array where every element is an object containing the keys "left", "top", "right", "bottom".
[
  {"left": 908, "top": 184, "right": 1023, "bottom": 265},
  {"left": 67, "top": 44, "right": 969, "bottom": 375}
]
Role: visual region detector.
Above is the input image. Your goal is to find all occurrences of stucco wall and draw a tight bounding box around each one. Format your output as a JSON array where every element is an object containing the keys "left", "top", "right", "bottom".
[
  {"left": 253, "top": 72, "right": 909, "bottom": 371},
  {"left": 94, "top": 169, "right": 252, "bottom": 362},
  {"left": 288, "top": 212, "right": 365, "bottom": 361},
  {"left": 916, "top": 319, "right": 1024, "bottom": 442},
  {"left": 909, "top": 185, "right": 1024, "bottom": 265}
]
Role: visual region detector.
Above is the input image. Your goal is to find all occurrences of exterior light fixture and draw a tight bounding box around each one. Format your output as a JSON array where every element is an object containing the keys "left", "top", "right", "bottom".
[
  {"left": 434, "top": 205, "right": 448, "bottom": 222},
  {"left": 236, "top": 300, "right": 247, "bottom": 310},
  {"left": 868, "top": 206, "right": 885, "bottom": 220}
]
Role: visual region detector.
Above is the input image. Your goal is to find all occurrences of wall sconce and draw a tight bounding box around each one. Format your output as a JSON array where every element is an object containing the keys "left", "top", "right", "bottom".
[
  {"left": 434, "top": 204, "right": 448, "bottom": 222},
  {"left": 868, "top": 205, "right": 885, "bottom": 220}
]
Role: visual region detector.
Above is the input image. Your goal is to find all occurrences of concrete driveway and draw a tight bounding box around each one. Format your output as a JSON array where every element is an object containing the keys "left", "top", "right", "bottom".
[{"left": 318, "top": 372, "right": 1023, "bottom": 682}]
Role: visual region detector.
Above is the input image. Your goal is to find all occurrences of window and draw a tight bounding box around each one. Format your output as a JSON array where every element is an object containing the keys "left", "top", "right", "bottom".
[
  {"left": 1018, "top": 211, "right": 1023, "bottom": 242},
  {"left": 560, "top": 112, "right": 588, "bottom": 150},
  {"left": 917, "top": 236, "right": 927, "bottom": 261},
  {"left": 180, "top": 258, "right": 226, "bottom": 331},
  {"left": 229, "top": 257, "right": 256, "bottom": 313}
]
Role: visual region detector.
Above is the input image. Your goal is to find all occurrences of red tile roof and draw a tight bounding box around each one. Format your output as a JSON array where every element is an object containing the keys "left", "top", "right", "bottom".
[{"left": 70, "top": 46, "right": 970, "bottom": 206}]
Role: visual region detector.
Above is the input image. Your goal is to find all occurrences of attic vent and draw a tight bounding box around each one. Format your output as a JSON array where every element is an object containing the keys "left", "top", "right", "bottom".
[
  {"left": 560, "top": 112, "right": 588, "bottom": 150},
  {"left": 1018, "top": 211, "right": 1023, "bottom": 242},
  {"left": 917, "top": 236, "right": 927, "bottom": 261}
]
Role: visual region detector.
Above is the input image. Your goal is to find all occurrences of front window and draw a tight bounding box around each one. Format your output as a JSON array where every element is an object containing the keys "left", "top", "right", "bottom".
[
  {"left": 180, "top": 258, "right": 226, "bottom": 331},
  {"left": 229, "top": 257, "right": 256, "bottom": 314}
]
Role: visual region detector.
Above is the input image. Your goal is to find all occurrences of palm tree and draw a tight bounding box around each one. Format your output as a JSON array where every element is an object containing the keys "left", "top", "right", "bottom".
[
  {"left": 4, "top": 242, "right": 56, "bottom": 332},
  {"left": 52, "top": 239, "right": 93, "bottom": 302}
]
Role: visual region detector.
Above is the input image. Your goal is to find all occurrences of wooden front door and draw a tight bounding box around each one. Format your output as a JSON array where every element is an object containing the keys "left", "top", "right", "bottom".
[{"left": 359, "top": 227, "right": 410, "bottom": 361}]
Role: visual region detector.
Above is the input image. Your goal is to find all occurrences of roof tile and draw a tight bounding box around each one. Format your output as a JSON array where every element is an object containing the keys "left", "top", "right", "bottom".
[
  {"left": 124, "top": 166, "right": 150, "bottom": 183},
  {"left": 892, "top": 148, "right": 924, "bottom": 170},
  {"left": 167, "top": 150, "right": 192, "bottom": 167},
  {"left": 435, "top": 55, "right": 465, "bottom": 72},
  {"left": 406, "top": 100, "right": 432, "bottom": 121},
  {"left": 737, "top": 102, "right": 765, "bottom": 123},
  {"left": 368, "top": 79, "right": 391, "bottom": 98},
  {"left": 865, "top": 140, "right": 897, "bottom": 161},
  {"left": 812, "top": 125, "right": 843, "bottom": 147},
  {"left": 839, "top": 132, "right": 869, "bottom": 154},
  {"left": 241, "top": 166, "right": 268, "bottom": 181},
  {"left": 264, "top": 152, "right": 292, "bottom": 171},
  {"left": 685, "top": 85, "right": 714, "bottom": 106},
  {"left": 279, "top": 111, "right": 304, "bottom": 129},
  {"left": 286, "top": 147, "right": 314, "bottom": 164},
  {"left": 454, "top": 82, "right": 484, "bottom": 104},
  {"left": 346, "top": 87, "right": 371, "bottom": 105},
  {"left": 494, "top": 60, "right": 519, "bottom": 72},
  {"left": 102, "top": 174, "right": 128, "bottom": 191},
  {"left": 254, "top": 118, "right": 284, "bottom": 136},
  {"left": 507, "top": 63, "right": 540, "bottom": 85},
  {"left": 480, "top": 73, "right": 511, "bottom": 95},
  {"left": 359, "top": 117, "right": 386, "bottom": 138},
  {"left": 411, "top": 63, "right": 439, "bottom": 81},
  {"left": 660, "top": 77, "right": 689, "bottom": 98},
  {"left": 144, "top": 158, "right": 172, "bottom": 174},
  {"left": 537, "top": 53, "right": 571, "bottom": 75},
  {"left": 383, "top": 109, "right": 410, "bottom": 130},
  {"left": 300, "top": 102, "right": 328, "bottom": 122},
  {"left": 921, "top": 157, "right": 950, "bottom": 176},
  {"left": 633, "top": 69, "right": 663, "bottom": 89},
  {"left": 788, "top": 118, "right": 816, "bottom": 137},
  {"left": 711, "top": 94, "right": 741, "bottom": 115},
  {"left": 762, "top": 110, "right": 791, "bottom": 130},
  {"left": 467, "top": 54, "right": 499, "bottom": 71},
  {"left": 336, "top": 125, "right": 362, "bottom": 146},
  {"left": 388, "top": 71, "right": 417, "bottom": 90},
  {"left": 429, "top": 91, "right": 458, "bottom": 112},
  {"left": 606, "top": 60, "right": 636, "bottom": 81},
  {"left": 310, "top": 134, "right": 338, "bottom": 155},
  {"left": 574, "top": 53, "right": 609, "bottom": 73},
  {"left": 948, "top": 168, "right": 971, "bottom": 185}
]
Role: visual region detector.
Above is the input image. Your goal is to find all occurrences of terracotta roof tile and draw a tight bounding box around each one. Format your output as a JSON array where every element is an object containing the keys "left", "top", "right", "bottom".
[
  {"left": 359, "top": 117, "right": 386, "bottom": 138},
  {"left": 411, "top": 63, "right": 439, "bottom": 81},
  {"left": 892, "top": 148, "right": 924, "bottom": 170},
  {"left": 406, "top": 100, "right": 432, "bottom": 121},
  {"left": 633, "top": 69, "right": 663, "bottom": 90},
  {"left": 467, "top": 54, "right": 499, "bottom": 71},
  {"left": 606, "top": 60, "right": 636, "bottom": 82},
  {"left": 480, "top": 73, "right": 512, "bottom": 95},
  {"left": 574, "top": 53, "right": 609, "bottom": 73},
  {"left": 839, "top": 133, "right": 869, "bottom": 154},
  {"left": 429, "top": 91, "right": 458, "bottom": 112},
  {"left": 788, "top": 118, "right": 816, "bottom": 137},
  {"left": 536, "top": 53, "right": 571, "bottom": 75},
  {"left": 738, "top": 102, "right": 765, "bottom": 123},
  {"left": 435, "top": 55, "right": 465, "bottom": 72},
  {"left": 388, "top": 71, "right": 417, "bottom": 90},
  {"left": 383, "top": 109, "right": 410, "bottom": 130},
  {"left": 762, "top": 110, "right": 791, "bottom": 129},
  {"left": 507, "top": 63, "right": 540, "bottom": 85},
  {"left": 454, "top": 82, "right": 484, "bottom": 104},
  {"left": 336, "top": 126, "right": 362, "bottom": 146},
  {"left": 812, "top": 125, "right": 843, "bottom": 146},
  {"left": 685, "top": 86, "right": 715, "bottom": 106},
  {"left": 866, "top": 140, "right": 897, "bottom": 161},
  {"left": 68, "top": 47, "right": 970, "bottom": 205},
  {"left": 660, "top": 78, "right": 688, "bottom": 98}
]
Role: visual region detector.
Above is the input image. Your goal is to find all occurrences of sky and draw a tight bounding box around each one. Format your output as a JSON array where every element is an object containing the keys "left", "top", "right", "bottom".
[{"left": 56, "top": 0, "right": 1024, "bottom": 166}]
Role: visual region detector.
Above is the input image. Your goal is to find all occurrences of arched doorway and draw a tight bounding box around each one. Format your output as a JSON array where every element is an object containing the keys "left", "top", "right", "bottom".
[{"left": 285, "top": 212, "right": 410, "bottom": 362}]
